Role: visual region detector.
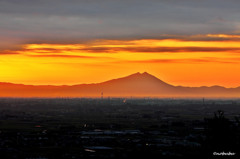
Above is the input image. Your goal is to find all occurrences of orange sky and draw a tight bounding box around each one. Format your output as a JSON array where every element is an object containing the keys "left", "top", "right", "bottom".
[{"left": 1, "top": 34, "right": 240, "bottom": 88}]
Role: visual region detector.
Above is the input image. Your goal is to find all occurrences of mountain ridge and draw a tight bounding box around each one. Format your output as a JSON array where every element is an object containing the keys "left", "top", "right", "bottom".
[{"left": 0, "top": 72, "right": 240, "bottom": 97}]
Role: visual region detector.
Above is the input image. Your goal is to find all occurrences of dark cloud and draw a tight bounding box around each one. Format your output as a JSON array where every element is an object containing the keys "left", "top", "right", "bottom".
[
  {"left": 0, "top": 0, "right": 240, "bottom": 48},
  {"left": 115, "top": 47, "right": 240, "bottom": 53},
  {"left": 73, "top": 46, "right": 240, "bottom": 53}
]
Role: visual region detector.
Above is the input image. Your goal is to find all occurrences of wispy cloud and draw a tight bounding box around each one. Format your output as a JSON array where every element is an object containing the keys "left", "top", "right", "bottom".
[
  {"left": 104, "top": 46, "right": 240, "bottom": 53},
  {"left": 0, "top": 50, "right": 19, "bottom": 55},
  {"left": 13, "top": 36, "right": 240, "bottom": 55},
  {"left": 3, "top": 36, "right": 240, "bottom": 67},
  {"left": 27, "top": 54, "right": 96, "bottom": 58},
  {"left": 122, "top": 57, "right": 240, "bottom": 64}
]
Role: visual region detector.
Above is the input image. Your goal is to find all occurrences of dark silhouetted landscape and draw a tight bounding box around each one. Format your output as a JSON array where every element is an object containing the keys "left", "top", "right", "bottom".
[{"left": 0, "top": 98, "right": 240, "bottom": 159}]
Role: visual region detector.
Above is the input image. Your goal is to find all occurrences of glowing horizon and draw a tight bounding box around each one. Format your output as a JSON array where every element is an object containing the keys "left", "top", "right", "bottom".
[{"left": 1, "top": 34, "right": 240, "bottom": 88}]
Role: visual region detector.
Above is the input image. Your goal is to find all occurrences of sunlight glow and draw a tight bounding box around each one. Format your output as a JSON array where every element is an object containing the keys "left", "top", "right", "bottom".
[{"left": 1, "top": 34, "right": 240, "bottom": 87}]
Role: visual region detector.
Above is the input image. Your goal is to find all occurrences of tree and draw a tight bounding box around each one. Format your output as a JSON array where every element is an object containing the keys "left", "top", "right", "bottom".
[{"left": 204, "top": 110, "right": 238, "bottom": 157}]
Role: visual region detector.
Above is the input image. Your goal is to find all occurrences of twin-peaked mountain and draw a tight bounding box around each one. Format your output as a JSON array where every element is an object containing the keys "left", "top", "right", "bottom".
[{"left": 0, "top": 72, "right": 239, "bottom": 97}]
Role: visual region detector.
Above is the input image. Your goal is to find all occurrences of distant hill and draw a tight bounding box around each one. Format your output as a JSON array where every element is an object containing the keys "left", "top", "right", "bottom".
[{"left": 0, "top": 72, "right": 240, "bottom": 97}]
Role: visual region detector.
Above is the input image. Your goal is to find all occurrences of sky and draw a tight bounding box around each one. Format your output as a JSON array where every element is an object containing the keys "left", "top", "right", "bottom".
[{"left": 1, "top": 0, "right": 240, "bottom": 87}]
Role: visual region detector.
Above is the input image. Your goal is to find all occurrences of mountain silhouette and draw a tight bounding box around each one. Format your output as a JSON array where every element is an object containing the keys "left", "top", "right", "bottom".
[{"left": 0, "top": 72, "right": 240, "bottom": 97}]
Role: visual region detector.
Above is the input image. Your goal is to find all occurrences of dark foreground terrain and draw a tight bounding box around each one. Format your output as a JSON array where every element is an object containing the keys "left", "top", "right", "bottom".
[{"left": 0, "top": 98, "right": 240, "bottom": 159}]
